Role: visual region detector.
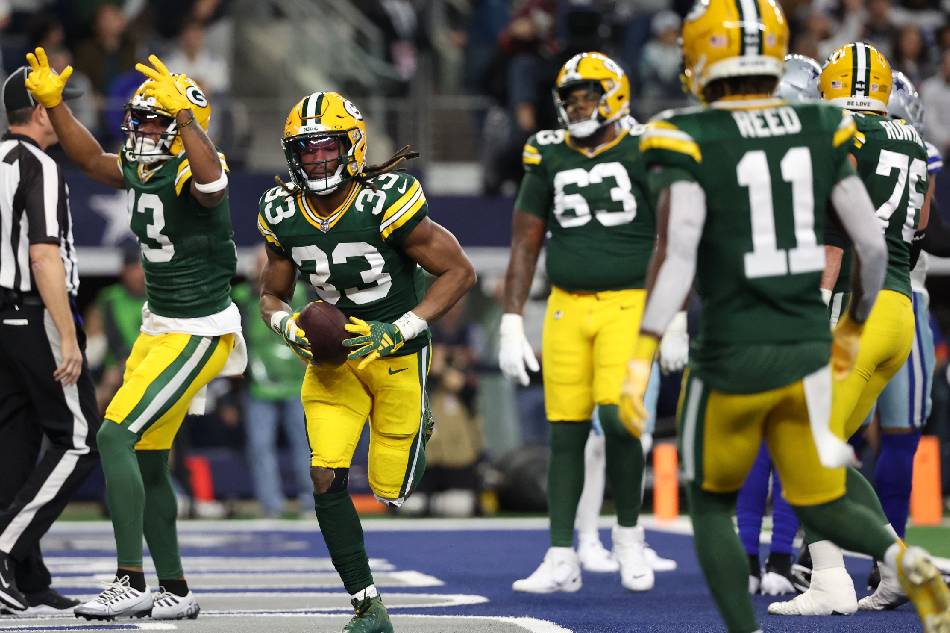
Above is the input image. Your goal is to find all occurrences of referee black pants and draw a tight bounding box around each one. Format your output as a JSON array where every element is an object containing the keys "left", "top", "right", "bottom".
[{"left": 0, "top": 301, "right": 99, "bottom": 589}]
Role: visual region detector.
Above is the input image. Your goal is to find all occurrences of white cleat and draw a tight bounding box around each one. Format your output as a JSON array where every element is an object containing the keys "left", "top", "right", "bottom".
[
  {"left": 613, "top": 525, "right": 654, "bottom": 592},
  {"left": 768, "top": 567, "right": 857, "bottom": 616},
  {"left": 578, "top": 537, "right": 619, "bottom": 573},
  {"left": 150, "top": 589, "right": 200, "bottom": 620},
  {"left": 644, "top": 544, "right": 677, "bottom": 572},
  {"left": 512, "top": 548, "right": 582, "bottom": 594},
  {"left": 760, "top": 571, "right": 796, "bottom": 596},
  {"left": 74, "top": 577, "right": 154, "bottom": 621},
  {"left": 859, "top": 562, "right": 908, "bottom": 611}
]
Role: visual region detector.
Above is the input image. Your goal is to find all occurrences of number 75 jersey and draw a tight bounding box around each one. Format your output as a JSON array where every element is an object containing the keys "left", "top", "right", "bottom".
[
  {"left": 514, "top": 126, "right": 655, "bottom": 291},
  {"left": 257, "top": 172, "right": 430, "bottom": 354}
]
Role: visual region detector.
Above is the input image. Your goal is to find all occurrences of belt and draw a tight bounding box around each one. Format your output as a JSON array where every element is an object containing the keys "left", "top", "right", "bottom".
[{"left": 0, "top": 288, "right": 43, "bottom": 310}]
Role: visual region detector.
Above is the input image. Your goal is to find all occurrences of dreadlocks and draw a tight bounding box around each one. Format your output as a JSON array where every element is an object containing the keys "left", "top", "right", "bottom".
[{"left": 359, "top": 145, "right": 420, "bottom": 190}]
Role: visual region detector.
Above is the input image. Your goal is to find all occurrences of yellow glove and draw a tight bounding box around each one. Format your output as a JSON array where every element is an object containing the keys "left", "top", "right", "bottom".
[
  {"left": 24, "top": 47, "right": 73, "bottom": 108},
  {"left": 134, "top": 55, "right": 192, "bottom": 116},
  {"left": 619, "top": 335, "right": 659, "bottom": 437},
  {"left": 831, "top": 312, "right": 863, "bottom": 381}
]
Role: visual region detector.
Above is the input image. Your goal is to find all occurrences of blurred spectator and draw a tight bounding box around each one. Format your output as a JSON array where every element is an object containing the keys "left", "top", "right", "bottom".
[
  {"left": 463, "top": 0, "right": 509, "bottom": 93},
  {"left": 891, "top": 24, "right": 932, "bottom": 84},
  {"left": 148, "top": 0, "right": 224, "bottom": 40},
  {"left": 46, "top": 47, "right": 98, "bottom": 131},
  {"left": 638, "top": 11, "right": 683, "bottom": 101},
  {"left": 162, "top": 20, "right": 230, "bottom": 95},
  {"left": 73, "top": 2, "right": 138, "bottom": 95},
  {"left": 223, "top": 247, "right": 312, "bottom": 518},
  {"left": 358, "top": 0, "right": 428, "bottom": 94},
  {"left": 84, "top": 245, "right": 145, "bottom": 413},
  {"left": 412, "top": 297, "right": 485, "bottom": 517},
  {"left": 26, "top": 11, "right": 64, "bottom": 53},
  {"left": 921, "top": 48, "right": 950, "bottom": 155},
  {"left": 863, "top": 0, "right": 898, "bottom": 58}
]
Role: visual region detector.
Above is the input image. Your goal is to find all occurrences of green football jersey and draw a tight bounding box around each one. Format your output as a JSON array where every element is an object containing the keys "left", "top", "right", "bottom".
[
  {"left": 849, "top": 113, "right": 928, "bottom": 298},
  {"left": 641, "top": 100, "right": 857, "bottom": 393},
  {"left": 514, "top": 126, "right": 654, "bottom": 291},
  {"left": 120, "top": 153, "right": 236, "bottom": 318},
  {"left": 257, "top": 172, "right": 430, "bottom": 356}
]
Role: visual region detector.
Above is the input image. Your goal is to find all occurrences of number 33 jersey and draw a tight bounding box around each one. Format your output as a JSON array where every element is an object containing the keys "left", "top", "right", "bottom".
[
  {"left": 257, "top": 172, "right": 429, "bottom": 355},
  {"left": 514, "top": 126, "right": 655, "bottom": 292}
]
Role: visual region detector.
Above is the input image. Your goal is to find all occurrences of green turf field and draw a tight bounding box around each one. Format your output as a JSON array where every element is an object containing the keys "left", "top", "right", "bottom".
[{"left": 906, "top": 524, "right": 950, "bottom": 558}]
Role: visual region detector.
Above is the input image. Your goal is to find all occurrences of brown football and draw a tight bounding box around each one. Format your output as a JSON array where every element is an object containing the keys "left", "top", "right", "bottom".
[{"left": 297, "top": 301, "right": 348, "bottom": 367}]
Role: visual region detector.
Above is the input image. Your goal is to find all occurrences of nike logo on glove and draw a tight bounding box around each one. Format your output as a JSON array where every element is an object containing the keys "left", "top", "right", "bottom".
[{"left": 388, "top": 367, "right": 407, "bottom": 375}]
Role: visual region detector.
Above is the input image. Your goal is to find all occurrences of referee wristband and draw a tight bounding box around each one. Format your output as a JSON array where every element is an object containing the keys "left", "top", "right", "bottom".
[
  {"left": 194, "top": 171, "right": 228, "bottom": 194},
  {"left": 394, "top": 311, "right": 427, "bottom": 341}
]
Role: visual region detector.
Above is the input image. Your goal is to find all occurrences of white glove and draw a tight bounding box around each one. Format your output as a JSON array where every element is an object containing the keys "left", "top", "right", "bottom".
[
  {"left": 658, "top": 311, "right": 689, "bottom": 373},
  {"left": 498, "top": 313, "right": 540, "bottom": 387}
]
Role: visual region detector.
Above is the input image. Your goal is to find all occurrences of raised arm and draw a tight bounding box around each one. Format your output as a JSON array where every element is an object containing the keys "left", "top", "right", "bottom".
[
  {"left": 135, "top": 55, "right": 226, "bottom": 207},
  {"left": 25, "top": 47, "right": 123, "bottom": 188}
]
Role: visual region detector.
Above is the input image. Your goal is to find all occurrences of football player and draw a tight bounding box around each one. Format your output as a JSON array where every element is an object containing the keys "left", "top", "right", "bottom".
[
  {"left": 735, "top": 54, "right": 821, "bottom": 598},
  {"left": 771, "top": 44, "right": 935, "bottom": 617},
  {"left": 257, "top": 91, "right": 475, "bottom": 633},
  {"left": 621, "top": 2, "right": 950, "bottom": 632},
  {"left": 498, "top": 51, "right": 681, "bottom": 594},
  {"left": 25, "top": 48, "right": 245, "bottom": 620},
  {"left": 858, "top": 70, "right": 944, "bottom": 612}
]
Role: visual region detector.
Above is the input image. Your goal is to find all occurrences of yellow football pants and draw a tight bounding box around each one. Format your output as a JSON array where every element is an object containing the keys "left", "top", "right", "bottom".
[
  {"left": 832, "top": 289, "right": 914, "bottom": 439},
  {"left": 301, "top": 347, "right": 432, "bottom": 502},
  {"left": 678, "top": 367, "right": 845, "bottom": 506},
  {"left": 542, "top": 286, "right": 644, "bottom": 421},
  {"left": 104, "top": 332, "right": 234, "bottom": 450}
]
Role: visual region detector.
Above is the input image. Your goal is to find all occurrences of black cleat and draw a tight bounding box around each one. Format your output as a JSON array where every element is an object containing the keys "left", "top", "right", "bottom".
[
  {"left": 27, "top": 587, "right": 80, "bottom": 610},
  {"left": 0, "top": 553, "right": 26, "bottom": 611}
]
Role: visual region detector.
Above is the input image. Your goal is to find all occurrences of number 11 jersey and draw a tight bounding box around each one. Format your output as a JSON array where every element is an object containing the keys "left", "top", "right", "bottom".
[
  {"left": 514, "top": 125, "right": 655, "bottom": 292},
  {"left": 257, "top": 172, "right": 430, "bottom": 356},
  {"left": 641, "top": 100, "right": 856, "bottom": 393}
]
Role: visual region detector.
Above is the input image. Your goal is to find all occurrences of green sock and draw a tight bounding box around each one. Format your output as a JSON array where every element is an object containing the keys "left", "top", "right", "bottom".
[
  {"left": 138, "top": 450, "right": 183, "bottom": 580},
  {"left": 687, "top": 484, "right": 758, "bottom": 633},
  {"left": 794, "top": 498, "right": 895, "bottom": 562},
  {"left": 548, "top": 421, "right": 591, "bottom": 548},
  {"left": 314, "top": 491, "right": 373, "bottom": 595},
  {"left": 598, "top": 405, "right": 643, "bottom": 527},
  {"left": 97, "top": 421, "right": 145, "bottom": 570},
  {"left": 802, "top": 466, "right": 891, "bottom": 546}
]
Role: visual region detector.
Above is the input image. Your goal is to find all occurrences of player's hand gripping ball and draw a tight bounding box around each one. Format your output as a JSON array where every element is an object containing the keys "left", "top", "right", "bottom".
[{"left": 297, "top": 301, "right": 349, "bottom": 367}]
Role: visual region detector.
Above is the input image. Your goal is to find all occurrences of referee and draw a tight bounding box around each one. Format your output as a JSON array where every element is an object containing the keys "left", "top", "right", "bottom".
[{"left": 0, "top": 67, "right": 98, "bottom": 613}]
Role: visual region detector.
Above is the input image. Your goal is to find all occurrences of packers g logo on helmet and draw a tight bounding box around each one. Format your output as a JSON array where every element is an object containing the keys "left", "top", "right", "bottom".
[
  {"left": 681, "top": 0, "right": 788, "bottom": 100},
  {"left": 820, "top": 42, "right": 891, "bottom": 113},
  {"left": 282, "top": 91, "right": 368, "bottom": 195},
  {"left": 553, "top": 52, "right": 630, "bottom": 139},
  {"left": 121, "top": 74, "right": 211, "bottom": 164}
]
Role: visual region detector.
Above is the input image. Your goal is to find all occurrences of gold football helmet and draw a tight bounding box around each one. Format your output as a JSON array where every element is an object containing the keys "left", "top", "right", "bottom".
[
  {"left": 553, "top": 51, "right": 630, "bottom": 138},
  {"left": 282, "top": 91, "right": 367, "bottom": 195},
  {"left": 820, "top": 42, "right": 891, "bottom": 113},
  {"left": 681, "top": 0, "right": 788, "bottom": 100},
  {"left": 121, "top": 75, "right": 211, "bottom": 164}
]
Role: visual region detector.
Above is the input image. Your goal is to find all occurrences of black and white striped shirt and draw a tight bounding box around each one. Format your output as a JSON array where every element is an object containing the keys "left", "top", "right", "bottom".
[{"left": 0, "top": 132, "right": 78, "bottom": 296}]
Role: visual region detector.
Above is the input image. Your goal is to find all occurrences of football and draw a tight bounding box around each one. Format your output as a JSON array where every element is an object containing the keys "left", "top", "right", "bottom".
[{"left": 297, "top": 301, "right": 348, "bottom": 367}]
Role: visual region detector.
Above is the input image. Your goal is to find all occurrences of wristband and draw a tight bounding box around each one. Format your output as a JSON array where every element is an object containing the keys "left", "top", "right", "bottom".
[
  {"left": 194, "top": 171, "right": 228, "bottom": 193},
  {"left": 394, "top": 311, "right": 427, "bottom": 340},
  {"left": 820, "top": 288, "right": 832, "bottom": 306}
]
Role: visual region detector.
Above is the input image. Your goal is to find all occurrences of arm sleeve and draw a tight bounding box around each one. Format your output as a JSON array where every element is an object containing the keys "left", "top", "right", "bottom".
[
  {"left": 824, "top": 206, "right": 852, "bottom": 250},
  {"left": 640, "top": 180, "right": 706, "bottom": 335},
  {"left": 920, "top": 200, "right": 950, "bottom": 257},
  {"left": 830, "top": 175, "right": 887, "bottom": 322},
  {"left": 22, "top": 156, "right": 67, "bottom": 245}
]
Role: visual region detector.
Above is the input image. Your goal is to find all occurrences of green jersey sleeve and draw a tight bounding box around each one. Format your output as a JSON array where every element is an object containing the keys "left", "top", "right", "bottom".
[
  {"left": 257, "top": 185, "right": 294, "bottom": 258},
  {"left": 173, "top": 152, "right": 230, "bottom": 197},
  {"left": 640, "top": 115, "right": 703, "bottom": 199},
  {"left": 514, "top": 135, "right": 553, "bottom": 218},
  {"left": 829, "top": 109, "right": 858, "bottom": 184},
  {"left": 376, "top": 172, "right": 429, "bottom": 245}
]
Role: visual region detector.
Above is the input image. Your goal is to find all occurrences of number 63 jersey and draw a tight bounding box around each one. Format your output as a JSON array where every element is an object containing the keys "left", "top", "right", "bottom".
[
  {"left": 641, "top": 100, "right": 856, "bottom": 393},
  {"left": 515, "top": 126, "right": 655, "bottom": 291},
  {"left": 257, "top": 172, "right": 430, "bottom": 355}
]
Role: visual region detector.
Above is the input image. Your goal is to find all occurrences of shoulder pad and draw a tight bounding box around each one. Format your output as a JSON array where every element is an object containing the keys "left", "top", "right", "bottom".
[
  {"left": 531, "top": 129, "right": 567, "bottom": 147},
  {"left": 640, "top": 118, "right": 702, "bottom": 164}
]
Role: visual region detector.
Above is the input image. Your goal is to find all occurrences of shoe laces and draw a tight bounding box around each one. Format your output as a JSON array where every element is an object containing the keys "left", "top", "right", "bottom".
[
  {"left": 154, "top": 588, "right": 180, "bottom": 607},
  {"left": 95, "top": 577, "right": 136, "bottom": 605},
  {"left": 351, "top": 595, "right": 372, "bottom": 616}
]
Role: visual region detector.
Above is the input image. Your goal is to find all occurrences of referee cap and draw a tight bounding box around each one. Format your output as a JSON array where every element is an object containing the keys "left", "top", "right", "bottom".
[{"left": 3, "top": 66, "right": 82, "bottom": 115}]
